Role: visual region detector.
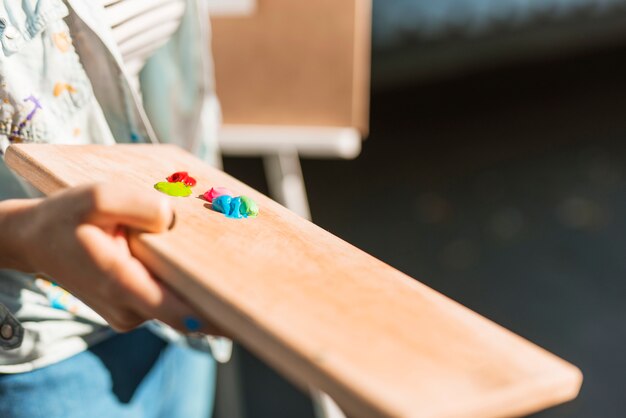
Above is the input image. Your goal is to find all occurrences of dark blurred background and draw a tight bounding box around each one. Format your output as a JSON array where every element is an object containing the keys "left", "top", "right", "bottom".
[{"left": 217, "top": 1, "right": 626, "bottom": 417}]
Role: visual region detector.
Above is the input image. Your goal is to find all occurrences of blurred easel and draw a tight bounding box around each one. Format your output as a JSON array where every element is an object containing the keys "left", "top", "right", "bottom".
[
  {"left": 208, "top": 0, "right": 371, "bottom": 416},
  {"left": 210, "top": 0, "right": 370, "bottom": 219}
]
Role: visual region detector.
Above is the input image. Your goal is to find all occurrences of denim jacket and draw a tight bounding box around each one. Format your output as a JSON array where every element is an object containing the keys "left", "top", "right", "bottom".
[
  {"left": 0, "top": 0, "right": 227, "bottom": 372},
  {"left": 0, "top": 0, "right": 220, "bottom": 158}
]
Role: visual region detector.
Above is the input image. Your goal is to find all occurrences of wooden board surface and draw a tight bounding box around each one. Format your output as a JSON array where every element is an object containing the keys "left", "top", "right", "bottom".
[
  {"left": 211, "top": 0, "right": 371, "bottom": 134},
  {"left": 5, "top": 144, "right": 582, "bottom": 418}
]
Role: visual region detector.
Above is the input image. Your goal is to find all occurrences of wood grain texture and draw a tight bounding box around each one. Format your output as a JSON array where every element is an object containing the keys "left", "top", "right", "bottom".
[
  {"left": 5, "top": 144, "right": 582, "bottom": 418},
  {"left": 211, "top": 0, "right": 371, "bottom": 135}
]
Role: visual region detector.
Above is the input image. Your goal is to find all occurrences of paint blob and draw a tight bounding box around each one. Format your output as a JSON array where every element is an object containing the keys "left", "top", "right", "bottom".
[
  {"left": 154, "top": 181, "right": 192, "bottom": 197},
  {"left": 212, "top": 195, "right": 243, "bottom": 219},
  {"left": 203, "top": 187, "right": 233, "bottom": 203},
  {"left": 212, "top": 195, "right": 232, "bottom": 215},
  {"left": 229, "top": 197, "right": 244, "bottom": 219},
  {"left": 239, "top": 196, "right": 259, "bottom": 218},
  {"left": 212, "top": 194, "right": 259, "bottom": 219},
  {"left": 167, "top": 171, "right": 196, "bottom": 187}
]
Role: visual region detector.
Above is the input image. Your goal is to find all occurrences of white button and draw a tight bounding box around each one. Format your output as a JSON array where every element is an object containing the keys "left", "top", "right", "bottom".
[{"left": 4, "top": 26, "right": 19, "bottom": 40}]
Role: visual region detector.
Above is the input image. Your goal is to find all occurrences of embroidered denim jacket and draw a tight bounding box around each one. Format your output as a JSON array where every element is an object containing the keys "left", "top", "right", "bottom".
[
  {"left": 0, "top": 0, "right": 220, "bottom": 158},
  {"left": 0, "top": 0, "right": 227, "bottom": 371}
]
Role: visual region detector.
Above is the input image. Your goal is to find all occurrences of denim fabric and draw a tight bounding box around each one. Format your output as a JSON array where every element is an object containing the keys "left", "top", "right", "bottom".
[
  {"left": 0, "top": 328, "right": 216, "bottom": 418},
  {"left": 0, "top": 0, "right": 229, "bottom": 372},
  {"left": 0, "top": 0, "right": 219, "bottom": 158}
]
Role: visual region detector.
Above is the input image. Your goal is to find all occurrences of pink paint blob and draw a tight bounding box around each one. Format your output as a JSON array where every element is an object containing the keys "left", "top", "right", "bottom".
[{"left": 203, "top": 187, "right": 234, "bottom": 203}]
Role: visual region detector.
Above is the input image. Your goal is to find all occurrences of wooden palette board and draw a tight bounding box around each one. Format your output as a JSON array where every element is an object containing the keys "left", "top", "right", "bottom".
[{"left": 5, "top": 144, "right": 582, "bottom": 418}]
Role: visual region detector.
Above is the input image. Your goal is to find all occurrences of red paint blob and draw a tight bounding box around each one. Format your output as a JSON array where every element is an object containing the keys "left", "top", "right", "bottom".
[{"left": 167, "top": 171, "right": 196, "bottom": 187}]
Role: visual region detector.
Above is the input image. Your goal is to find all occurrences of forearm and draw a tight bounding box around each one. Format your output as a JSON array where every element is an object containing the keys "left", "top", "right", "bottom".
[{"left": 0, "top": 198, "right": 40, "bottom": 271}]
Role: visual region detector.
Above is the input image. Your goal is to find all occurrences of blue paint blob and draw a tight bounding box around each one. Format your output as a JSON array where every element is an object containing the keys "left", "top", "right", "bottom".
[
  {"left": 183, "top": 316, "right": 202, "bottom": 332},
  {"left": 212, "top": 195, "right": 245, "bottom": 218},
  {"left": 212, "top": 194, "right": 255, "bottom": 219},
  {"left": 229, "top": 197, "right": 244, "bottom": 219},
  {"left": 212, "top": 195, "right": 233, "bottom": 215}
]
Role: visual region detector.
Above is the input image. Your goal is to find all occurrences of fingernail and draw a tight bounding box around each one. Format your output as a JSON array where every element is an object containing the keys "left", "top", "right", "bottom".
[
  {"left": 183, "top": 316, "right": 202, "bottom": 332},
  {"left": 168, "top": 211, "right": 176, "bottom": 230}
]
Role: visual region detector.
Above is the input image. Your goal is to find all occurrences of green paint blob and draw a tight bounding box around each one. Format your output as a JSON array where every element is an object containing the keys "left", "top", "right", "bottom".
[
  {"left": 240, "top": 196, "right": 259, "bottom": 217},
  {"left": 154, "top": 181, "right": 192, "bottom": 197}
]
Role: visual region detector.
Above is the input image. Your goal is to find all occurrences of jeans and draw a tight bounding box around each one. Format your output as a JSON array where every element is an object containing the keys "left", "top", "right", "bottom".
[{"left": 0, "top": 328, "right": 216, "bottom": 418}]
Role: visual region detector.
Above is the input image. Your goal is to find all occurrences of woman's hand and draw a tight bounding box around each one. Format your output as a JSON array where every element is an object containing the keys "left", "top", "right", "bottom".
[{"left": 0, "top": 183, "right": 227, "bottom": 337}]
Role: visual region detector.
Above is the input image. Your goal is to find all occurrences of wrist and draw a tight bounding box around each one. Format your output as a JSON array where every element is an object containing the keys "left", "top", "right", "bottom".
[{"left": 0, "top": 198, "right": 41, "bottom": 271}]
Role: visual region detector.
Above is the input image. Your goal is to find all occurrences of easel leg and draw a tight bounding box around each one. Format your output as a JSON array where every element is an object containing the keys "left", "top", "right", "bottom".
[
  {"left": 213, "top": 346, "right": 246, "bottom": 418},
  {"left": 263, "top": 150, "right": 311, "bottom": 220},
  {"left": 311, "top": 389, "right": 347, "bottom": 418}
]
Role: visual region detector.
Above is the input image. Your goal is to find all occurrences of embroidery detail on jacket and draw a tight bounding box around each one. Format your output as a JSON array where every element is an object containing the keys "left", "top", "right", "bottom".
[
  {"left": 0, "top": 98, "right": 15, "bottom": 138},
  {"left": 4, "top": 95, "right": 44, "bottom": 143},
  {"left": 23, "top": 95, "right": 42, "bottom": 122},
  {"left": 53, "top": 82, "right": 77, "bottom": 97},
  {"left": 52, "top": 32, "right": 71, "bottom": 53},
  {"left": 34, "top": 278, "right": 89, "bottom": 315}
]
